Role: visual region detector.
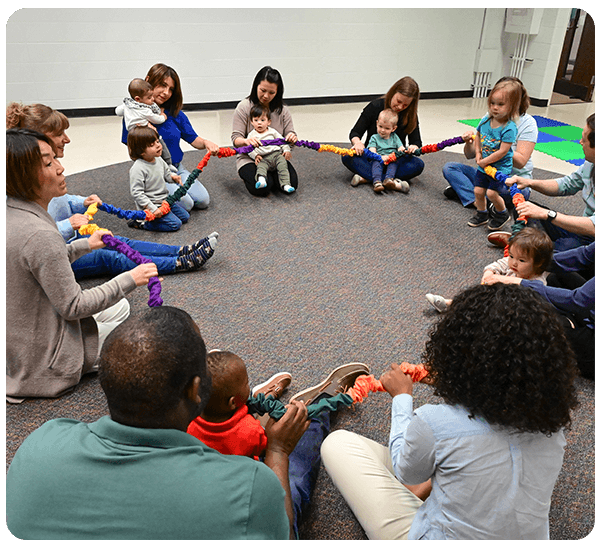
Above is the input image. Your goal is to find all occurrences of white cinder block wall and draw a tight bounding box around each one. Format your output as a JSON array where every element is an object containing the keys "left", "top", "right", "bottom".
[{"left": 6, "top": 8, "right": 571, "bottom": 112}]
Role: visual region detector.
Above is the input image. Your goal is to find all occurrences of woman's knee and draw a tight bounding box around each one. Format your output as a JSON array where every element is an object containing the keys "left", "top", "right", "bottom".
[{"left": 321, "top": 429, "right": 359, "bottom": 463}]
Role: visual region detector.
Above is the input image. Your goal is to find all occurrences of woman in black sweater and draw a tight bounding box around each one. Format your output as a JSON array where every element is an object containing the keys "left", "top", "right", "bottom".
[{"left": 343, "top": 77, "right": 425, "bottom": 190}]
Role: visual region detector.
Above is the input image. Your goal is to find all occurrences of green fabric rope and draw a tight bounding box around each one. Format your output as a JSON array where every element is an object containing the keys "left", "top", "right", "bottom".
[{"left": 247, "top": 392, "right": 355, "bottom": 420}]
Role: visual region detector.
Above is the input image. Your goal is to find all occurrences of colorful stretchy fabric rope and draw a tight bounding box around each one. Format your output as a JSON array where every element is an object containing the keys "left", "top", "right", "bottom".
[
  {"left": 484, "top": 165, "right": 529, "bottom": 257},
  {"left": 79, "top": 203, "right": 163, "bottom": 307},
  {"left": 234, "top": 136, "right": 465, "bottom": 166},
  {"left": 246, "top": 363, "right": 428, "bottom": 420},
  {"left": 75, "top": 134, "right": 468, "bottom": 306}
]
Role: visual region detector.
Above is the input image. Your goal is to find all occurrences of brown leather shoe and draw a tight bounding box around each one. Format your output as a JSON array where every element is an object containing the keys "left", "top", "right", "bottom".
[
  {"left": 252, "top": 372, "right": 292, "bottom": 399},
  {"left": 487, "top": 231, "right": 511, "bottom": 248},
  {"left": 289, "top": 362, "right": 370, "bottom": 405}
]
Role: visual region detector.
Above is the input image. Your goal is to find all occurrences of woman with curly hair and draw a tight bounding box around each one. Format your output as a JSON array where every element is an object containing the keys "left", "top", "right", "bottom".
[{"left": 321, "top": 283, "right": 578, "bottom": 539}]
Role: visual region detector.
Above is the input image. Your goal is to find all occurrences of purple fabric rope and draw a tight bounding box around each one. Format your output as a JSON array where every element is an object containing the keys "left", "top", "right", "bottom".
[{"left": 102, "top": 233, "right": 163, "bottom": 307}]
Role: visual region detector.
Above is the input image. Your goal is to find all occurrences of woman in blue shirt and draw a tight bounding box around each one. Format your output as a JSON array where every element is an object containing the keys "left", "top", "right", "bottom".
[
  {"left": 122, "top": 63, "right": 219, "bottom": 212},
  {"left": 321, "top": 284, "right": 578, "bottom": 539}
]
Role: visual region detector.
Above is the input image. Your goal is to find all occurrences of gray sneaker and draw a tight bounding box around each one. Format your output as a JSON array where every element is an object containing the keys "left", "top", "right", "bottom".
[
  {"left": 426, "top": 293, "right": 449, "bottom": 313},
  {"left": 289, "top": 362, "right": 370, "bottom": 405},
  {"left": 467, "top": 210, "right": 489, "bottom": 227}
]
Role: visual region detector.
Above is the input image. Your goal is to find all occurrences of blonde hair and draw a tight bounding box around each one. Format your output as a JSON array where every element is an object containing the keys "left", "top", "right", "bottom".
[
  {"left": 378, "top": 108, "right": 398, "bottom": 126},
  {"left": 487, "top": 80, "right": 522, "bottom": 122},
  {"left": 6, "top": 102, "right": 69, "bottom": 136}
]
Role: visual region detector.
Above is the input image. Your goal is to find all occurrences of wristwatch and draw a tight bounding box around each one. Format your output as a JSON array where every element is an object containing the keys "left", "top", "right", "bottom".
[{"left": 547, "top": 210, "right": 558, "bottom": 222}]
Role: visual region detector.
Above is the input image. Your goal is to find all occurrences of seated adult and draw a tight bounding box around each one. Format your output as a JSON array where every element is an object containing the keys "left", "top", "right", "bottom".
[
  {"left": 122, "top": 63, "right": 219, "bottom": 211},
  {"left": 6, "top": 306, "right": 309, "bottom": 539},
  {"left": 507, "top": 113, "right": 595, "bottom": 252},
  {"left": 442, "top": 77, "right": 537, "bottom": 212},
  {"left": 6, "top": 128, "right": 157, "bottom": 402},
  {"left": 343, "top": 76, "right": 424, "bottom": 191},
  {"left": 321, "top": 283, "right": 578, "bottom": 539},
  {"left": 231, "top": 65, "right": 299, "bottom": 197},
  {"left": 7, "top": 101, "right": 217, "bottom": 279}
]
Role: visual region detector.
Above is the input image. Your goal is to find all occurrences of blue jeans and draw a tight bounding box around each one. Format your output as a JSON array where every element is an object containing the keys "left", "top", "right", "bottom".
[
  {"left": 289, "top": 412, "right": 330, "bottom": 538},
  {"left": 342, "top": 153, "right": 424, "bottom": 182},
  {"left": 175, "top": 162, "right": 210, "bottom": 210},
  {"left": 143, "top": 202, "right": 190, "bottom": 232},
  {"left": 371, "top": 160, "right": 398, "bottom": 183},
  {"left": 71, "top": 235, "right": 180, "bottom": 279},
  {"left": 442, "top": 162, "right": 531, "bottom": 208},
  {"left": 535, "top": 218, "right": 595, "bottom": 252}
]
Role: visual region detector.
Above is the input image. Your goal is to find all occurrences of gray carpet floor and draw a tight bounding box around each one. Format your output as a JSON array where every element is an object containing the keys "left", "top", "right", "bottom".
[{"left": 6, "top": 145, "right": 594, "bottom": 539}]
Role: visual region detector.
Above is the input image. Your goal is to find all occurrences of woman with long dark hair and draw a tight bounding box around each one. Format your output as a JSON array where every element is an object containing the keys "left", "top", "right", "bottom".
[{"left": 231, "top": 66, "right": 299, "bottom": 197}]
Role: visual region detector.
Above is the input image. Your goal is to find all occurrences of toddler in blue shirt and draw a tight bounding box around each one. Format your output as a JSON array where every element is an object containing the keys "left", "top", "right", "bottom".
[{"left": 469, "top": 79, "right": 521, "bottom": 230}]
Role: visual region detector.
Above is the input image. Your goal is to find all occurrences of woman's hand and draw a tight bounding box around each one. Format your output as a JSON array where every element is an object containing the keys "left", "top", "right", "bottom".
[
  {"left": 88, "top": 228, "right": 113, "bottom": 250},
  {"left": 351, "top": 139, "right": 365, "bottom": 156},
  {"left": 404, "top": 144, "right": 419, "bottom": 154},
  {"left": 129, "top": 263, "right": 160, "bottom": 287},
  {"left": 69, "top": 214, "right": 90, "bottom": 231},
  {"left": 285, "top": 132, "right": 298, "bottom": 144},
  {"left": 380, "top": 363, "right": 414, "bottom": 397},
  {"left": 204, "top": 139, "right": 220, "bottom": 155}
]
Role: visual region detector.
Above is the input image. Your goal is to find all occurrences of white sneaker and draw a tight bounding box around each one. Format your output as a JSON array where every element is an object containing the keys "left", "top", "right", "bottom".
[
  {"left": 394, "top": 179, "right": 410, "bottom": 193},
  {"left": 350, "top": 174, "right": 367, "bottom": 187},
  {"left": 425, "top": 293, "right": 449, "bottom": 313}
]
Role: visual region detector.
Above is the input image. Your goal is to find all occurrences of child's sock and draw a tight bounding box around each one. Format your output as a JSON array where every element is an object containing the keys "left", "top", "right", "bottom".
[
  {"left": 255, "top": 176, "right": 267, "bottom": 189},
  {"left": 282, "top": 185, "right": 295, "bottom": 193}
]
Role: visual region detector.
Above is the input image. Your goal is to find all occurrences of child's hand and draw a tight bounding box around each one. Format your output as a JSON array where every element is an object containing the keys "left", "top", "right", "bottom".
[
  {"left": 381, "top": 154, "right": 390, "bottom": 163},
  {"left": 153, "top": 208, "right": 164, "bottom": 219},
  {"left": 484, "top": 273, "right": 522, "bottom": 286},
  {"left": 481, "top": 269, "right": 495, "bottom": 284},
  {"left": 282, "top": 150, "right": 291, "bottom": 161},
  {"left": 171, "top": 174, "right": 182, "bottom": 185},
  {"left": 254, "top": 155, "right": 262, "bottom": 165}
]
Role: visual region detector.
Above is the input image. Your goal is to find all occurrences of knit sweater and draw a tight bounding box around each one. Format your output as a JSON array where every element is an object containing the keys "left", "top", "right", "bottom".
[
  {"left": 6, "top": 197, "right": 137, "bottom": 401},
  {"left": 231, "top": 98, "right": 296, "bottom": 171}
]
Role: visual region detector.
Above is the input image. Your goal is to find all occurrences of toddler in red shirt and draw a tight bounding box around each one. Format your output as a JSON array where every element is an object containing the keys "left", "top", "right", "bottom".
[{"left": 187, "top": 350, "right": 290, "bottom": 459}]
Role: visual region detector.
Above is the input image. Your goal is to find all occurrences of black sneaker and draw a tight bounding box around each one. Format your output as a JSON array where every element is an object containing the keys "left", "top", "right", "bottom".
[
  {"left": 443, "top": 185, "right": 458, "bottom": 201},
  {"left": 467, "top": 210, "right": 489, "bottom": 227},
  {"left": 488, "top": 206, "right": 511, "bottom": 231},
  {"left": 127, "top": 218, "right": 145, "bottom": 229}
]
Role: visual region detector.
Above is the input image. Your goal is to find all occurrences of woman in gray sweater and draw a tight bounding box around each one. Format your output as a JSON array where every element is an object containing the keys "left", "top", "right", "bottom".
[
  {"left": 231, "top": 66, "right": 299, "bottom": 197},
  {"left": 6, "top": 128, "right": 158, "bottom": 402}
]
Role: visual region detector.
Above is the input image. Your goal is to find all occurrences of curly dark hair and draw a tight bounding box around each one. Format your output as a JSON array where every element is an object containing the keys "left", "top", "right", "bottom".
[{"left": 422, "top": 284, "right": 578, "bottom": 435}]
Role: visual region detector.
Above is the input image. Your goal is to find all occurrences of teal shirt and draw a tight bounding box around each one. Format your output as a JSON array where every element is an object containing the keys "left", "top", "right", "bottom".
[
  {"left": 7, "top": 416, "right": 289, "bottom": 540},
  {"left": 477, "top": 114, "right": 518, "bottom": 175},
  {"left": 367, "top": 132, "right": 403, "bottom": 156}
]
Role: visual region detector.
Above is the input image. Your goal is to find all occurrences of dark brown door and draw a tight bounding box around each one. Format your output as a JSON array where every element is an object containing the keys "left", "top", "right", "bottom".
[{"left": 554, "top": 9, "right": 595, "bottom": 102}]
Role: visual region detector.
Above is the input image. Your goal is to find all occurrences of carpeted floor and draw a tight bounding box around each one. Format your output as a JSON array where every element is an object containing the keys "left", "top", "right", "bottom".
[{"left": 6, "top": 145, "right": 594, "bottom": 539}]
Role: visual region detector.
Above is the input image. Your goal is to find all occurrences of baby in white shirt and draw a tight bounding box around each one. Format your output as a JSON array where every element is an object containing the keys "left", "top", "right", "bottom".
[
  {"left": 116, "top": 78, "right": 173, "bottom": 167},
  {"left": 247, "top": 104, "right": 293, "bottom": 193}
]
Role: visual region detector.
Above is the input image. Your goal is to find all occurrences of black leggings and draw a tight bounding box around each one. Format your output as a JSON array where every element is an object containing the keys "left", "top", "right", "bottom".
[{"left": 238, "top": 162, "right": 298, "bottom": 197}]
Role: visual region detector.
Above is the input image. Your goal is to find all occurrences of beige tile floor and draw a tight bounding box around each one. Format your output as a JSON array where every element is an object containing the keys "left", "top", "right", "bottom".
[{"left": 59, "top": 97, "right": 595, "bottom": 176}]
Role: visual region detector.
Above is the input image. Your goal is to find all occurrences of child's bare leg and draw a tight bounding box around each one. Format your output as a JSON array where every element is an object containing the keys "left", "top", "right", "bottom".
[
  {"left": 486, "top": 188, "right": 506, "bottom": 212},
  {"left": 474, "top": 186, "right": 487, "bottom": 211}
]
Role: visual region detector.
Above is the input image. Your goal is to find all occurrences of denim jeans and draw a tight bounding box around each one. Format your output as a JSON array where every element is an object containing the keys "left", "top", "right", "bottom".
[
  {"left": 175, "top": 162, "right": 210, "bottom": 210},
  {"left": 288, "top": 412, "right": 330, "bottom": 538},
  {"left": 143, "top": 202, "right": 190, "bottom": 232},
  {"left": 442, "top": 162, "right": 531, "bottom": 208},
  {"left": 371, "top": 160, "right": 398, "bottom": 183},
  {"left": 342, "top": 153, "right": 424, "bottom": 182},
  {"left": 71, "top": 235, "right": 181, "bottom": 279}
]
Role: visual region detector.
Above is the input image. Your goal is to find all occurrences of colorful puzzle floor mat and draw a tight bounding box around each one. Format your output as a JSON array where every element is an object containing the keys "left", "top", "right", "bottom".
[{"left": 458, "top": 115, "right": 585, "bottom": 167}]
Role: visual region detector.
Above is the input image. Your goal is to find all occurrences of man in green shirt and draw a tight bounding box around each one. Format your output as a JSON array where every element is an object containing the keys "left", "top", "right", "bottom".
[{"left": 6, "top": 306, "right": 308, "bottom": 539}]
